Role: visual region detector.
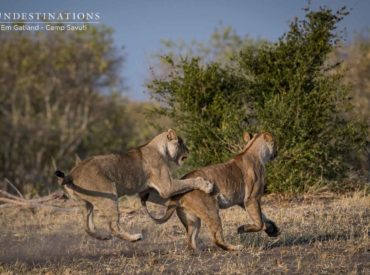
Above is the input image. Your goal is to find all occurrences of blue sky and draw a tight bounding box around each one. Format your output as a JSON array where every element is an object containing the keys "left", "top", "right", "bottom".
[{"left": 1, "top": 0, "right": 370, "bottom": 100}]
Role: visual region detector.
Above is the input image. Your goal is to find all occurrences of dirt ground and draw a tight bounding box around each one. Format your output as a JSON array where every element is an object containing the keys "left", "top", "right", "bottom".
[{"left": 0, "top": 191, "right": 369, "bottom": 274}]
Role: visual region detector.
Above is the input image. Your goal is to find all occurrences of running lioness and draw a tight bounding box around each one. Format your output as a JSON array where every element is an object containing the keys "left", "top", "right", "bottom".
[
  {"left": 55, "top": 129, "right": 213, "bottom": 242},
  {"left": 142, "top": 132, "right": 279, "bottom": 250}
]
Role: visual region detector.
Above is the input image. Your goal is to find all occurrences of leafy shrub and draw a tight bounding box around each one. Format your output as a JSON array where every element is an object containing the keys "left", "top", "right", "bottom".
[{"left": 149, "top": 7, "right": 367, "bottom": 192}]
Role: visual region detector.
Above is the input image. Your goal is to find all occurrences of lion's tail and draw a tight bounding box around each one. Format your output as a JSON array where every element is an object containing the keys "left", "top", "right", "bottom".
[
  {"left": 54, "top": 170, "right": 74, "bottom": 187},
  {"left": 140, "top": 193, "right": 177, "bottom": 224}
]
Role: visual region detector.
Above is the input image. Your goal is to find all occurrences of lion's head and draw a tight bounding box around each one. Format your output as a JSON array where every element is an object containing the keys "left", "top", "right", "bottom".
[
  {"left": 242, "top": 132, "right": 277, "bottom": 163},
  {"left": 165, "top": 129, "right": 189, "bottom": 166}
]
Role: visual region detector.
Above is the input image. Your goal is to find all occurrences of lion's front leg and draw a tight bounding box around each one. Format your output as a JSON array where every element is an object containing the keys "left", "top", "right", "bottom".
[
  {"left": 238, "top": 198, "right": 280, "bottom": 237},
  {"left": 159, "top": 177, "right": 213, "bottom": 198},
  {"left": 238, "top": 197, "right": 264, "bottom": 234},
  {"left": 149, "top": 168, "right": 213, "bottom": 199}
]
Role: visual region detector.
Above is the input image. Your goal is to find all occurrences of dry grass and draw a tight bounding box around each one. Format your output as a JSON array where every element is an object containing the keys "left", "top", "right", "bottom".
[{"left": 0, "top": 191, "right": 369, "bottom": 274}]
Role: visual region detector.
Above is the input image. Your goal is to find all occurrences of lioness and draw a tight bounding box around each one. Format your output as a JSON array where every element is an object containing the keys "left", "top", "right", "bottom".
[
  {"left": 142, "top": 132, "right": 279, "bottom": 251},
  {"left": 55, "top": 129, "right": 213, "bottom": 242}
]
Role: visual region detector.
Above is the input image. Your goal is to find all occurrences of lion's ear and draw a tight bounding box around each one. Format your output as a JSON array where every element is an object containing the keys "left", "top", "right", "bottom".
[
  {"left": 167, "top": 129, "right": 178, "bottom": 141},
  {"left": 75, "top": 154, "right": 82, "bottom": 165},
  {"left": 243, "top": 132, "right": 252, "bottom": 143},
  {"left": 263, "top": 133, "right": 273, "bottom": 142}
]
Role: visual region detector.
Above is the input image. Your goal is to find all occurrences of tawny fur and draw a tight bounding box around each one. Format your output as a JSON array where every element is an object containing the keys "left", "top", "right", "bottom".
[
  {"left": 143, "top": 132, "right": 279, "bottom": 251},
  {"left": 55, "top": 129, "right": 214, "bottom": 242}
]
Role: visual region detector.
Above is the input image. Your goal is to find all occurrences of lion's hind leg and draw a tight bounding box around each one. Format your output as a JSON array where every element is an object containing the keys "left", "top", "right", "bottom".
[
  {"left": 180, "top": 192, "right": 243, "bottom": 251},
  {"left": 204, "top": 209, "right": 243, "bottom": 251},
  {"left": 98, "top": 199, "right": 142, "bottom": 242},
  {"left": 176, "top": 208, "right": 201, "bottom": 250},
  {"left": 81, "top": 201, "right": 112, "bottom": 240}
]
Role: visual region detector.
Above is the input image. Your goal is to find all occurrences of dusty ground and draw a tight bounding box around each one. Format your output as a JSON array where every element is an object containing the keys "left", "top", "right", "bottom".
[{"left": 0, "top": 191, "right": 369, "bottom": 274}]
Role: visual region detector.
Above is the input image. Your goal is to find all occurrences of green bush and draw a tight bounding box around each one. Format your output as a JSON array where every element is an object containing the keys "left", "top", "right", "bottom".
[
  {"left": 149, "top": 7, "right": 367, "bottom": 192},
  {"left": 149, "top": 57, "right": 248, "bottom": 169}
]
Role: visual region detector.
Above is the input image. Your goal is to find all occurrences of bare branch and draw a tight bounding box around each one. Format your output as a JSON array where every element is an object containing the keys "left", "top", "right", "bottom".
[
  {"left": 0, "top": 190, "right": 24, "bottom": 201},
  {"left": 4, "top": 178, "right": 23, "bottom": 198},
  {"left": 0, "top": 190, "right": 73, "bottom": 212}
]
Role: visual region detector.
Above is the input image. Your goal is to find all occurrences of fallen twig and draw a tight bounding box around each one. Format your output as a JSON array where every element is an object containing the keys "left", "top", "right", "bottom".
[
  {"left": 4, "top": 178, "right": 24, "bottom": 199},
  {"left": 0, "top": 190, "right": 24, "bottom": 201},
  {"left": 0, "top": 189, "right": 72, "bottom": 212}
]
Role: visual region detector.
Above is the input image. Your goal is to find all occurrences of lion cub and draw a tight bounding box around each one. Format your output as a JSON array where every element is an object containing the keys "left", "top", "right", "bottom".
[{"left": 142, "top": 132, "right": 279, "bottom": 251}]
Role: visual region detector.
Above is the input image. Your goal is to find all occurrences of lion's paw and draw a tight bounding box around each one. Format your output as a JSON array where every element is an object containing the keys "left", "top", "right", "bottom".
[
  {"left": 232, "top": 244, "right": 244, "bottom": 251},
  {"left": 130, "top": 233, "right": 143, "bottom": 242},
  {"left": 87, "top": 229, "right": 112, "bottom": 241},
  {"left": 196, "top": 177, "right": 214, "bottom": 193}
]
